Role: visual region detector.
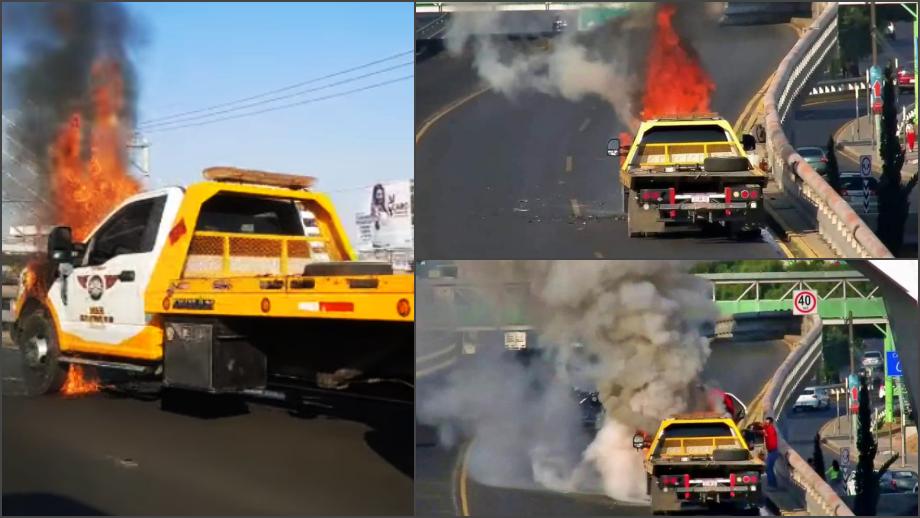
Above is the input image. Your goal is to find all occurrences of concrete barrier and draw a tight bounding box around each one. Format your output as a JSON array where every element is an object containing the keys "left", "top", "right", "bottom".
[
  {"left": 762, "top": 314, "right": 856, "bottom": 516},
  {"left": 763, "top": 4, "right": 894, "bottom": 258}
]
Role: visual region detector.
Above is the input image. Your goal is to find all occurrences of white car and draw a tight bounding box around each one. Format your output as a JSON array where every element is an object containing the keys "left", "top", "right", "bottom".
[
  {"left": 861, "top": 350, "right": 883, "bottom": 368},
  {"left": 793, "top": 387, "right": 830, "bottom": 411}
]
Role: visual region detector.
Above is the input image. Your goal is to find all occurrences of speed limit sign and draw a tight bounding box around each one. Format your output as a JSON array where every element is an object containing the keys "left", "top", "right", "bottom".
[{"left": 792, "top": 290, "right": 818, "bottom": 315}]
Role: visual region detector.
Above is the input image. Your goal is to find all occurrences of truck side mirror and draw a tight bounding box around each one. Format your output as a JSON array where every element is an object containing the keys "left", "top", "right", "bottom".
[
  {"left": 632, "top": 432, "right": 650, "bottom": 450},
  {"left": 47, "top": 226, "right": 74, "bottom": 265},
  {"left": 607, "top": 138, "right": 621, "bottom": 157},
  {"left": 741, "top": 134, "right": 756, "bottom": 151}
]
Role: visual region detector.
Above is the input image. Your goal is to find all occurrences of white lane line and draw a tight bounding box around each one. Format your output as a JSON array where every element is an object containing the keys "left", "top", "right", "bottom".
[
  {"left": 570, "top": 198, "right": 581, "bottom": 217},
  {"left": 578, "top": 118, "right": 591, "bottom": 132},
  {"left": 565, "top": 155, "right": 573, "bottom": 174}
]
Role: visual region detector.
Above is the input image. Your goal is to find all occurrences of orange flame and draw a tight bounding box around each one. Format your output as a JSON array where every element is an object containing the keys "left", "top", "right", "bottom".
[
  {"left": 640, "top": 4, "right": 714, "bottom": 120},
  {"left": 61, "top": 364, "right": 101, "bottom": 397},
  {"left": 50, "top": 59, "right": 140, "bottom": 242}
]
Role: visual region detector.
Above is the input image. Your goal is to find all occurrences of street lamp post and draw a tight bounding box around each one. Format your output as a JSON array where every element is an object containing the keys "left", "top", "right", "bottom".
[{"left": 834, "top": 387, "right": 843, "bottom": 434}]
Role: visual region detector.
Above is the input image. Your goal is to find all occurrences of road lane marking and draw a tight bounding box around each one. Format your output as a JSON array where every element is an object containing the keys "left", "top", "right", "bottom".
[
  {"left": 416, "top": 86, "right": 492, "bottom": 144},
  {"left": 734, "top": 71, "right": 775, "bottom": 134},
  {"left": 570, "top": 198, "right": 581, "bottom": 217},
  {"left": 454, "top": 441, "right": 472, "bottom": 516},
  {"left": 565, "top": 155, "right": 573, "bottom": 174},
  {"left": 594, "top": 251, "right": 603, "bottom": 258},
  {"left": 578, "top": 118, "right": 591, "bottom": 132}
]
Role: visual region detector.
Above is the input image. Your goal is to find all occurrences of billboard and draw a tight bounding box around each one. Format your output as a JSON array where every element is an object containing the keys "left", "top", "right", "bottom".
[{"left": 356, "top": 180, "right": 413, "bottom": 252}]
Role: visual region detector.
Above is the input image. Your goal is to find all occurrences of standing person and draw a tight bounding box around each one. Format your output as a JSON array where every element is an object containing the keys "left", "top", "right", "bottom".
[
  {"left": 826, "top": 460, "right": 844, "bottom": 495},
  {"left": 763, "top": 416, "right": 779, "bottom": 488},
  {"left": 906, "top": 121, "right": 916, "bottom": 153}
]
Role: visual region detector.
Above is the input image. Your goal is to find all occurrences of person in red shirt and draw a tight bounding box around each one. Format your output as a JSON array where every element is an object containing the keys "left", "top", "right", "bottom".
[
  {"left": 763, "top": 416, "right": 779, "bottom": 488},
  {"left": 906, "top": 122, "right": 916, "bottom": 153},
  {"left": 723, "top": 392, "right": 736, "bottom": 420}
]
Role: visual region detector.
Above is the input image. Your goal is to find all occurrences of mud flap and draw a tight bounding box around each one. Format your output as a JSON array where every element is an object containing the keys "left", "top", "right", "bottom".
[
  {"left": 626, "top": 189, "right": 666, "bottom": 237},
  {"left": 650, "top": 482, "right": 683, "bottom": 514}
]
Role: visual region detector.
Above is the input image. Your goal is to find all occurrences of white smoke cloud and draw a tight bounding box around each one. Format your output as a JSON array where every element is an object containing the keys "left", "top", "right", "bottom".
[
  {"left": 417, "top": 261, "right": 720, "bottom": 503},
  {"left": 444, "top": 8, "right": 655, "bottom": 131}
]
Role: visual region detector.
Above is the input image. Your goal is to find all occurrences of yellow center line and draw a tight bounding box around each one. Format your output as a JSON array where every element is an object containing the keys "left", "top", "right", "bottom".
[
  {"left": 570, "top": 198, "right": 581, "bottom": 217},
  {"left": 565, "top": 155, "right": 573, "bottom": 174},
  {"left": 456, "top": 442, "right": 472, "bottom": 516},
  {"left": 416, "top": 87, "right": 492, "bottom": 144},
  {"left": 734, "top": 71, "right": 776, "bottom": 134}
]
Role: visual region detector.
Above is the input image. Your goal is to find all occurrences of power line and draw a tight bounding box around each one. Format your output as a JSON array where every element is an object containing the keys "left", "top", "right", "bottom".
[
  {"left": 139, "top": 61, "right": 413, "bottom": 129},
  {"left": 144, "top": 74, "right": 412, "bottom": 134},
  {"left": 139, "top": 50, "right": 413, "bottom": 126}
]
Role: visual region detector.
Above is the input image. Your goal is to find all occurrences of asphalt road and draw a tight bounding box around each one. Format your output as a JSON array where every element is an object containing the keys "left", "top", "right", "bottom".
[
  {"left": 415, "top": 7, "right": 798, "bottom": 259},
  {"left": 414, "top": 337, "right": 791, "bottom": 516},
  {"left": 1, "top": 347, "right": 413, "bottom": 516}
]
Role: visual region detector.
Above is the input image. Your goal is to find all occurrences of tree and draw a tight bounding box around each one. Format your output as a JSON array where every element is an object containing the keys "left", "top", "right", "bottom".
[
  {"left": 825, "top": 135, "right": 842, "bottom": 193},
  {"left": 853, "top": 375, "right": 899, "bottom": 515},
  {"left": 813, "top": 432, "right": 827, "bottom": 481},
  {"left": 875, "top": 63, "right": 918, "bottom": 255}
]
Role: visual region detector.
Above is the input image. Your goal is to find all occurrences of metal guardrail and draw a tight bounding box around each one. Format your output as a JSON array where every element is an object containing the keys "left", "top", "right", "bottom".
[
  {"left": 763, "top": 314, "right": 856, "bottom": 516},
  {"left": 763, "top": 3, "right": 894, "bottom": 258}
]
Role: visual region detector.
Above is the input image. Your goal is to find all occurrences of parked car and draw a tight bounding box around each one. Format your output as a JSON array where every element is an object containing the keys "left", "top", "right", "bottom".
[
  {"left": 839, "top": 173, "right": 879, "bottom": 214},
  {"left": 879, "top": 470, "right": 919, "bottom": 494},
  {"left": 796, "top": 146, "right": 828, "bottom": 175},
  {"left": 793, "top": 386, "right": 830, "bottom": 411},
  {"left": 862, "top": 350, "right": 883, "bottom": 368},
  {"left": 897, "top": 65, "right": 915, "bottom": 92}
]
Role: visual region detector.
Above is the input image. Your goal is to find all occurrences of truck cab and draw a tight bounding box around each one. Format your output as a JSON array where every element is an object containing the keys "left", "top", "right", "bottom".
[
  {"left": 13, "top": 168, "right": 414, "bottom": 400},
  {"left": 633, "top": 412, "right": 765, "bottom": 515},
  {"left": 607, "top": 115, "right": 765, "bottom": 239}
]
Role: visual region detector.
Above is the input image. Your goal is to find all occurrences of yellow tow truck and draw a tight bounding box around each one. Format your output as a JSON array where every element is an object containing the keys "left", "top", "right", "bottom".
[
  {"left": 632, "top": 412, "right": 765, "bottom": 515},
  {"left": 12, "top": 168, "right": 413, "bottom": 401},
  {"left": 607, "top": 115, "right": 766, "bottom": 239}
]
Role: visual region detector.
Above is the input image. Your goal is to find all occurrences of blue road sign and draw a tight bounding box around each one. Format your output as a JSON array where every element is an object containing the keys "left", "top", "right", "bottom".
[{"left": 886, "top": 351, "right": 903, "bottom": 377}]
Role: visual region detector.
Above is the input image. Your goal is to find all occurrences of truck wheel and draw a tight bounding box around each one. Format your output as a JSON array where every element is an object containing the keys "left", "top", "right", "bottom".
[{"left": 16, "top": 312, "right": 67, "bottom": 396}]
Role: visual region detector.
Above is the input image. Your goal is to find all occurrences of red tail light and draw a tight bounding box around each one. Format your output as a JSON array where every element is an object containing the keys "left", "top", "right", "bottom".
[
  {"left": 820, "top": 157, "right": 828, "bottom": 163},
  {"left": 750, "top": 189, "right": 759, "bottom": 200},
  {"left": 730, "top": 473, "right": 736, "bottom": 497},
  {"left": 740, "top": 189, "right": 750, "bottom": 200},
  {"left": 684, "top": 474, "right": 690, "bottom": 499},
  {"left": 320, "top": 301, "right": 354, "bottom": 312},
  {"left": 725, "top": 187, "right": 733, "bottom": 216},
  {"left": 668, "top": 187, "right": 677, "bottom": 218}
]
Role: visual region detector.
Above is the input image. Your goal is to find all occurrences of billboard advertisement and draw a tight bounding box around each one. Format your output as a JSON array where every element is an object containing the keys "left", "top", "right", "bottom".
[{"left": 356, "top": 180, "right": 413, "bottom": 252}]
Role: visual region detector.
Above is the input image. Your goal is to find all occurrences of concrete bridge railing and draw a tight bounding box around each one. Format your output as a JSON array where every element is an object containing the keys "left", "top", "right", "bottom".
[
  {"left": 763, "top": 3, "right": 894, "bottom": 258},
  {"left": 763, "top": 314, "right": 856, "bottom": 516}
]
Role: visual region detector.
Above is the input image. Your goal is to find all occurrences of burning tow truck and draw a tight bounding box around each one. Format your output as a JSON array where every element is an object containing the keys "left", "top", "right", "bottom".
[
  {"left": 11, "top": 168, "right": 414, "bottom": 402},
  {"left": 632, "top": 410, "right": 766, "bottom": 515},
  {"left": 607, "top": 115, "right": 766, "bottom": 239}
]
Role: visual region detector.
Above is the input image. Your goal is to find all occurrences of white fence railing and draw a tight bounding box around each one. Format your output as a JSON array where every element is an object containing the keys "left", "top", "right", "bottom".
[
  {"left": 763, "top": 3, "right": 894, "bottom": 258},
  {"left": 763, "top": 314, "right": 856, "bottom": 516}
]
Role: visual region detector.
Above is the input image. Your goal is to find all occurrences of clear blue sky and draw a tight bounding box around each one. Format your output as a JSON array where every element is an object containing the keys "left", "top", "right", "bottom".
[
  {"left": 1, "top": 2, "right": 412, "bottom": 240},
  {"left": 129, "top": 2, "right": 413, "bottom": 241}
]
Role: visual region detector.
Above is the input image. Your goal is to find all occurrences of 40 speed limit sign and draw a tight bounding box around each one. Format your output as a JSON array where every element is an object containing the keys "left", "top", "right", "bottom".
[{"left": 792, "top": 290, "right": 818, "bottom": 315}]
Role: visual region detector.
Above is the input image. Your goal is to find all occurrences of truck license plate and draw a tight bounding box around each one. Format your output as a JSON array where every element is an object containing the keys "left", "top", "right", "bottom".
[
  {"left": 505, "top": 331, "right": 527, "bottom": 350},
  {"left": 690, "top": 194, "right": 710, "bottom": 203},
  {"left": 702, "top": 480, "right": 718, "bottom": 487}
]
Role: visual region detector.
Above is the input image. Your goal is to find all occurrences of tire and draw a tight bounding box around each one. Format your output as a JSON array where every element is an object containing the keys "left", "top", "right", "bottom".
[
  {"left": 703, "top": 156, "right": 750, "bottom": 173},
  {"left": 712, "top": 448, "right": 751, "bottom": 462},
  {"left": 16, "top": 312, "right": 67, "bottom": 396}
]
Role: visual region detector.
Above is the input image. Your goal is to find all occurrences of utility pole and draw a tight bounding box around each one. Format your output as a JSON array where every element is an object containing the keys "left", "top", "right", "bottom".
[
  {"left": 848, "top": 312, "right": 855, "bottom": 374},
  {"left": 870, "top": 2, "right": 878, "bottom": 67},
  {"left": 126, "top": 132, "right": 151, "bottom": 189}
]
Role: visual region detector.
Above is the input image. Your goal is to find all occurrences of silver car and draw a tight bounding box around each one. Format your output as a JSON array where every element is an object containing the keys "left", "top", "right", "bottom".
[{"left": 796, "top": 146, "right": 828, "bottom": 175}]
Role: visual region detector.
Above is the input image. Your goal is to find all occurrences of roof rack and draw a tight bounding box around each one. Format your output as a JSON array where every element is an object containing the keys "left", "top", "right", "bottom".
[
  {"left": 651, "top": 113, "right": 723, "bottom": 121},
  {"left": 203, "top": 167, "right": 316, "bottom": 190},
  {"left": 668, "top": 411, "right": 726, "bottom": 420}
]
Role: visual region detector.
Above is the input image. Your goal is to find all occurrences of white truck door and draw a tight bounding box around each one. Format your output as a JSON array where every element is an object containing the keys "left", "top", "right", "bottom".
[{"left": 50, "top": 188, "right": 182, "bottom": 347}]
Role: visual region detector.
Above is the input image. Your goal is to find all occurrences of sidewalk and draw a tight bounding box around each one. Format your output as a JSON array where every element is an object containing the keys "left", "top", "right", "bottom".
[
  {"left": 836, "top": 114, "right": 920, "bottom": 178},
  {"left": 819, "top": 415, "right": 918, "bottom": 472},
  {"left": 763, "top": 182, "right": 837, "bottom": 258}
]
